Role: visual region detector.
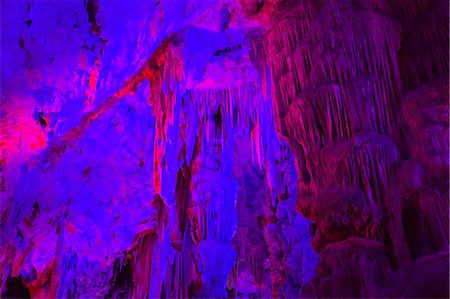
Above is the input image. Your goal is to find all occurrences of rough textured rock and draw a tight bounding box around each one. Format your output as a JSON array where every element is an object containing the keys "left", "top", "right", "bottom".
[
  {"left": 1, "top": 0, "right": 448, "bottom": 298},
  {"left": 261, "top": 0, "right": 449, "bottom": 297}
]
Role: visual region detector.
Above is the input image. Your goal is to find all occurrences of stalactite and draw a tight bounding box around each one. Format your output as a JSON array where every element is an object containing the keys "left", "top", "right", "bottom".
[
  {"left": 401, "top": 78, "right": 449, "bottom": 177},
  {"left": 259, "top": 0, "right": 449, "bottom": 297},
  {"left": 394, "top": 0, "right": 449, "bottom": 91},
  {"left": 173, "top": 164, "right": 192, "bottom": 249}
]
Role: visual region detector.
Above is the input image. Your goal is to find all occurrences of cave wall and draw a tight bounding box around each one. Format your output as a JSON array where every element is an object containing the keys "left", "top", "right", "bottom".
[
  {"left": 1, "top": 0, "right": 448, "bottom": 298},
  {"left": 261, "top": 0, "right": 449, "bottom": 297}
]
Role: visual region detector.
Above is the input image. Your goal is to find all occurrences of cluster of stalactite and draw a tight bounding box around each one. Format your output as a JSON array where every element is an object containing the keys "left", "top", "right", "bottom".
[
  {"left": 250, "top": 0, "right": 449, "bottom": 297},
  {"left": 80, "top": 17, "right": 322, "bottom": 295}
]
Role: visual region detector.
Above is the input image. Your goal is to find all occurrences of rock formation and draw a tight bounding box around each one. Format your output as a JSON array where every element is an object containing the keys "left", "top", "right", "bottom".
[{"left": 1, "top": 0, "right": 448, "bottom": 298}]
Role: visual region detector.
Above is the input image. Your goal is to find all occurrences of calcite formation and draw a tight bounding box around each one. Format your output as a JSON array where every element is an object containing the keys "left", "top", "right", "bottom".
[{"left": 1, "top": 0, "right": 448, "bottom": 298}]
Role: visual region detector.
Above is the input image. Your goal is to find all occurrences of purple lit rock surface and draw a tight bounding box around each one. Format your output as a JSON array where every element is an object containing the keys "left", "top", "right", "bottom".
[{"left": 0, "top": 0, "right": 448, "bottom": 298}]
